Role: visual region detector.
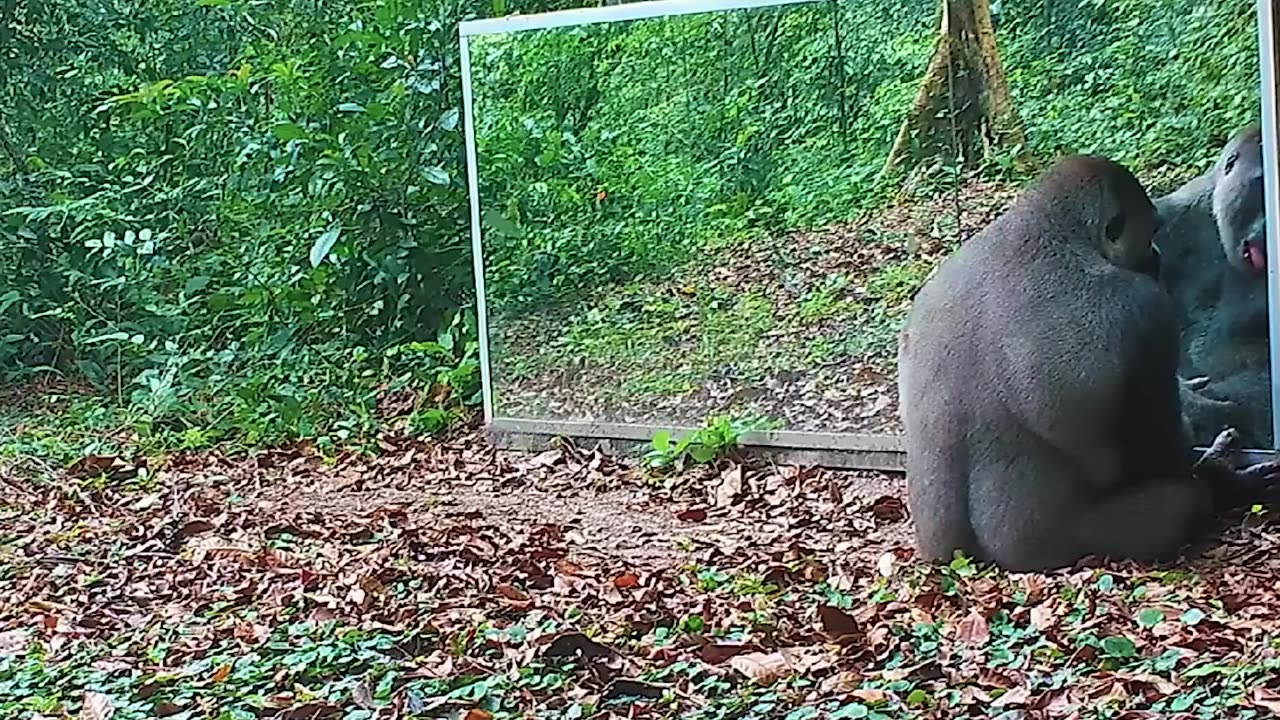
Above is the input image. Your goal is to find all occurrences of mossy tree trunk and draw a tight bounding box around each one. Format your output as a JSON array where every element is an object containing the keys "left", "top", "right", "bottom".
[{"left": 880, "top": 0, "right": 1034, "bottom": 179}]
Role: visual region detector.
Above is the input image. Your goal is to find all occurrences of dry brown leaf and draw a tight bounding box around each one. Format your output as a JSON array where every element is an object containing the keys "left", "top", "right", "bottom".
[
  {"left": 991, "top": 686, "right": 1031, "bottom": 708},
  {"left": 67, "top": 455, "right": 135, "bottom": 481},
  {"left": 716, "top": 464, "right": 744, "bottom": 507},
  {"left": 1119, "top": 672, "right": 1179, "bottom": 696},
  {"left": 876, "top": 551, "right": 897, "bottom": 578},
  {"left": 211, "top": 665, "right": 231, "bottom": 682},
  {"left": 613, "top": 572, "right": 640, "bottom": 589},
  {"left": 817, "top": 604, "right": 861, "bottom": 645},
  {"left": 0, "top": 629, "right": 29, "bottom": 655},
  {"left": 850, "top": 688, "right": 889, "bottom": 704},
  {"left": 700, "top": 642, "right": 762, "bottom": 665},
  {"left": 495, "top": 583, "right": 529, "bottom": 602},
  {"left": 79, "top": 691, "right": 114, "bottom": 720},
  {"left": 955, "top": 610, "right": 991, "bottom": 646},
  {"left": 868, "top": 495, "right": 906, "bottom": 522},
  {"left": 728, "top": 647, "right": 831, "bottom": 684},
  {"left": 527, "top": 450, "right": 561, "bottom": 468},
  {"left": 675, "top": 507, "right": 708, "bottom": 523},
  {"left": 463, "top": 710, "right": 494, "bottom": 720},
  {"left": 1029, "top": 603, "right": 1057, "bottom": 631},
  {"left": 728, "top": 651, "right": 792, "bottom": 684},
  {"left": 1251, "top": 687, "right": 1280, "bottom": 714}
]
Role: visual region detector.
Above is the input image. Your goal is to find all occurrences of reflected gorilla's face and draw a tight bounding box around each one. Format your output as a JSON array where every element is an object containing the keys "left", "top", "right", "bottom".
[{"left": 1212, "top": 124, "right": 1268, "bottom": 274}]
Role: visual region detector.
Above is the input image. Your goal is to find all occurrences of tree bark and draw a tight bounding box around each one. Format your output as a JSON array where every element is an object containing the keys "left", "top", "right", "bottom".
[{"left": 880, "top": 0, "right": 1034, "bottom": 179}]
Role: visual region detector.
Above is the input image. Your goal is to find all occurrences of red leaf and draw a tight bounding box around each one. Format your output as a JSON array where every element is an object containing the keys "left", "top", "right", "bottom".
[
  {"left": 495, "top": 583, "right": 529, "bottom": 602},
  {"left": 675, "top": 507, "right": 708, "bottom": 523},
  {"left": 955, "top": 611, "right": 990, "bottom": 646},
  {"left": 817, "top": 605, "right": 861, "bottom": 645}
]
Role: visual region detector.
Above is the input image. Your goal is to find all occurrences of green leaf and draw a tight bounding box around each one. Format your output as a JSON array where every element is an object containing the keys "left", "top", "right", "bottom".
[
  {"left": 423, "top": 166, "right": 450, "bottom": 186},
  {"left": 784, "top": 706, "right": 818, "bottom": 720},
  {"left": 335, "top": 102, "right": 366, "bottom": 113},
  {"left": 687, "top": 444, "right": 717, "bottom": 463},
  {"left": 436, "top": 328, "right": 456, "bottom": 353},
  {"left": 1101, "top": 635, "right": 1136, "bottom": 657},
  {"left": 271, "top": 122, "right": 308, "bottom": 142},
  {"left": 650, "top": 431, "right": 671, "bottom": 452},
  {"left": 438, "top": 108, "right": 460, "bottom": 132},
  {"left": 309, "top": 227, "right": 342, "bottom": 267},
  {"left": 482, "top": 209, "right": 523, "bottom": 238},
  {"left": 830, "top": 704, "right": 869, "bottom": 719},
  {"left": 1136, "top": 608, "right": 1163, "bottom": 628},
  {"left": 1179, "top": 608, "right": 1205, "bottom": 626},
  {"left": 905, "top": 689, "right": 929, "bottom": 706}
]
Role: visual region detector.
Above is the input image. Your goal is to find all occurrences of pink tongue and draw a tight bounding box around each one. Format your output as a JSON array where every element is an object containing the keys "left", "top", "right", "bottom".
[{"left": 1248, "top": 244, "right": 1266, "bottom": 270}]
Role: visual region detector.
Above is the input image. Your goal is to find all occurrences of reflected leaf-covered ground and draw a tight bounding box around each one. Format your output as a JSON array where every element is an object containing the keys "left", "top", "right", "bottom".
[{"left": 487, "top": 182, "right": 1019, "bottom": 432}]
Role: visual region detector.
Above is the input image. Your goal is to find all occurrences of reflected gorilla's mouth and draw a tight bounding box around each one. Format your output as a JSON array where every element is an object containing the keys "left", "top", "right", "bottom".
[{"left": 1243, "top": 239, "right": 1267, "bottom": 271}]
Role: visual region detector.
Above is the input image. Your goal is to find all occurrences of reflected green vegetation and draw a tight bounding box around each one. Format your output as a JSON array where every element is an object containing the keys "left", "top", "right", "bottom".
[
  {"left": 472, "top": 0, "right": 1262, "bottom": 431},
  {"left": 0, "top": 0, "right": 1265, "bottom": 453}
]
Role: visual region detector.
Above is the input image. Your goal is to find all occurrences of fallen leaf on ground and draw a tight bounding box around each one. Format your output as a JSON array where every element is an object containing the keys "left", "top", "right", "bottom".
[
  {"left": 675, "top": 507, "right": 707, "bottom": 522},
  {"left": 79, "top": 691, "right": 114, "bottom": 720},
  {"left": 716, "top": 464, "right": 744, "bottom": 507},
  {"left": 955, "top": 610, "right": 991, "bottom": 645}
]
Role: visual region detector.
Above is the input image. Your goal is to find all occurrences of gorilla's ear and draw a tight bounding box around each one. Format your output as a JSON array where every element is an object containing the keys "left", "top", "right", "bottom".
[{"left": 1104, "top": 213, "right": 1126, "bottom": 242}]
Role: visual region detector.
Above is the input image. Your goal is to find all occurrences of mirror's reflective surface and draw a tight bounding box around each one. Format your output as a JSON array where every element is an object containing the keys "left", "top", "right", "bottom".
[{"left": 469, "top": 0, "right": 1272, "bottom": 448}]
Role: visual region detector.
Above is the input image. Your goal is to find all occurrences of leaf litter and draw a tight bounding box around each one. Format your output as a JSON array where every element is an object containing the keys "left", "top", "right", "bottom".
[
  {"left": 1, "top": 427, "right": 1279, "bottom": 719},
  {"left": 490, "top": 181, "right": 1021, "bottom": 437}
]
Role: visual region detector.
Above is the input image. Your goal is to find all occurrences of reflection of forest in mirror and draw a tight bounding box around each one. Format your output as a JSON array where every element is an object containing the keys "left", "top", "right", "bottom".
[{"left": 472, "top": 0, "right": 1268, "bottom": 444}]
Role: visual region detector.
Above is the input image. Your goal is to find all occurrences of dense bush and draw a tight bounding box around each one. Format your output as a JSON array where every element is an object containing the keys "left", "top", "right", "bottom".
[
  {"left": 0, "top": 0, "right": 577, "bottom": 450},
  {"left": 476, "top": 0, "right": 1261, "bottom": 315}
]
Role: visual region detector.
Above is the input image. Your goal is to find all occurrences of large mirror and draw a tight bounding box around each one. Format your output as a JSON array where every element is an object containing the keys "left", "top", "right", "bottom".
[
  {"left": 466, "top": 0, "right": 963, "bottom": 437},
  {"left": 464, "top": 0, "right": 1278, "bottom": 453}
]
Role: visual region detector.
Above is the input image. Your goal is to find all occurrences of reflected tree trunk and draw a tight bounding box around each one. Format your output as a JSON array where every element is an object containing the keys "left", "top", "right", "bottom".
[{"left": 881, "top": 0, "right": 1034, "bottom": 179}]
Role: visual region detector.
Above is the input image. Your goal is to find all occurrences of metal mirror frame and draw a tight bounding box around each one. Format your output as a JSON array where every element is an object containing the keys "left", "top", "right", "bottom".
[{"left": 460, "top": 0, "right": 1280, "bottom": 470}]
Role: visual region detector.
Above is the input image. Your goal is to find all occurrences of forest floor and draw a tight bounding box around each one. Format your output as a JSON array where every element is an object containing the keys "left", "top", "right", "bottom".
[
  {"left": 485, "top": 163, "right": 1206, "bottom": 439},
  {"left": 486, "top": 180, "right": 1020, "bottom": 435},
  {"left": 4, "top": 416, "right": 1280, "bottom": 719}
]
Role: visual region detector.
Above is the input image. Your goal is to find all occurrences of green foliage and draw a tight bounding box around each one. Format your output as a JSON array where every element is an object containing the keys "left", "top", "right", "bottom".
[
  {"left": 474, "top": 0, "right": 1261, "bottom": 319},
  {"left": 644, "top": 414, "right": 778, "bottom": 470},
  {"left": 0, "top": 0, "right": 570, "bottom": 451},
  {"left": 0, "top": 0, "right": 1266, "bottom": 455},
  {"left": 474, "top": 2, "right": 939, "bottom": 314}
]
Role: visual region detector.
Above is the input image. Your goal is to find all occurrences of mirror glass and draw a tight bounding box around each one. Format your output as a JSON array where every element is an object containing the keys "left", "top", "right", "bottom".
[
  {"left": 470, "top": 0, "right": 958, "bottom": 436},
  {"left": 470, "top": 0, "right": 1273, "bottom": 450}
]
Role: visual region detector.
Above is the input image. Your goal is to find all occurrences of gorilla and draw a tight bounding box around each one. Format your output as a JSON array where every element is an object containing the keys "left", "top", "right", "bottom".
[
  {"left": 1154, "top": 124, "right": 1273, "bottom": 448},
  {"left": 899, "top": 155, "right": 1278, "bottom": 572}
]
